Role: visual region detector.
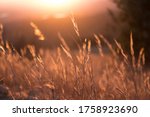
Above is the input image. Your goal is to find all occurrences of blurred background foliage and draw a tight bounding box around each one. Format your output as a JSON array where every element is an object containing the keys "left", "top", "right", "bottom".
[{"left": 113, "top": 0, "right": 150, "bottom": 65}]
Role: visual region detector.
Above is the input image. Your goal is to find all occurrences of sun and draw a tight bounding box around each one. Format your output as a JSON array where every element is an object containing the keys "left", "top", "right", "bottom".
[
  {"left": 49, "top": 0, "right": 69, "bottom": 6},
  {"left": 36, "top": 0, "right": 80, "bottom": 18},
  {"left": 39, "top": 0, "right": 77, "bottom": 10}
]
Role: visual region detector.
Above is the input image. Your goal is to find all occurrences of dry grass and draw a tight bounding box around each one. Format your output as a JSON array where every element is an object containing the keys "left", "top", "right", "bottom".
[{"left": 0, "top": 20, "right": 150, "bottom": 100}]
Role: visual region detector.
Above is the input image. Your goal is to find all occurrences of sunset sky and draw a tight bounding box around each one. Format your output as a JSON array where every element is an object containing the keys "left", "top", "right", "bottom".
[{"left": 0, "top": 0, "right": 115, "bottom": 19}]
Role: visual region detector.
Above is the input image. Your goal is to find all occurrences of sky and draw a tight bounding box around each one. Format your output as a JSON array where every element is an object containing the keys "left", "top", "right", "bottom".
[{"left": 0, "top": 0, "right": 115, "bottom": 19}]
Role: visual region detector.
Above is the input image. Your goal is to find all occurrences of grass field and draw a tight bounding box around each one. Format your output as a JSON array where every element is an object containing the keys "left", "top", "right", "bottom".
[{"left": 0, "top": 20, "right": 150, "bottom": 100}]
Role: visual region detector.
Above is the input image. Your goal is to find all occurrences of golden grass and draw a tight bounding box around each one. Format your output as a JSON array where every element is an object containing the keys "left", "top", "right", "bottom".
[
  {"left": 130, "top": 32, "right": 136, "bottom": 70},
  {"left": 0, "top": 21, "right": 150, "bottom": 100},
  {"left": 30, "top": 22, "right": 45, "bottom": 41}
]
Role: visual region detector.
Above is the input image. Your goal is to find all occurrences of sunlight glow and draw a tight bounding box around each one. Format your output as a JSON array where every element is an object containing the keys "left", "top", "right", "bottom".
[
  {"left": 48, "top": 0, "right": 69, "bottom": 6},
  {"left": 35, "top": 0, "right": 81, "bottom": 18},
  {"left": 38, "top": 0, "right": 79, "bottom": 11}
]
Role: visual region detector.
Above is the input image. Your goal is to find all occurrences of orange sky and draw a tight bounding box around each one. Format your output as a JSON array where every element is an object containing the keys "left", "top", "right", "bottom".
[{"left": 0, "top": 0, "right": 115, "bottom": 19}]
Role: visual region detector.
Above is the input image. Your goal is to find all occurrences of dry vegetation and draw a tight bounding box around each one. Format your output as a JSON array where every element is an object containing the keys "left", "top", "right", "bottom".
[{"left": 0, "top": 18, "right": 150, "bottom": 100}]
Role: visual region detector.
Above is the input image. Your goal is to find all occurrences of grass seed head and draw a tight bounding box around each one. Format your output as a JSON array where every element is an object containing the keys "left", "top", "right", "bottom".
[{"left": 30, "top": 22, "right": 45, "bottom": 41}]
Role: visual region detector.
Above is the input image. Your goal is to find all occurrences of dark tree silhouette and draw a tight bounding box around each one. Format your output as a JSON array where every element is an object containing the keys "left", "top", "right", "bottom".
[{"left": 113, "top": 0, "right": 150, "bottom": 66}]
